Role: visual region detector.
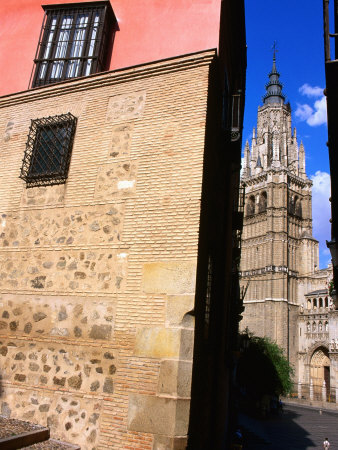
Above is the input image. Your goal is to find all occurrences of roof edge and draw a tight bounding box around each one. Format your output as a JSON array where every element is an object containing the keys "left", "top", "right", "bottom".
[{"left": 0, "top": 49, "right": 217, "bottom": 108}]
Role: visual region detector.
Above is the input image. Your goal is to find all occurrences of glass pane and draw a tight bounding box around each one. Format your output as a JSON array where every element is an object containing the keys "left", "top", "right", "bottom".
[
  {"left": 51, "top": 15, "right": 73, "bottom": 79},
  {"left": 30, "top": 125, "right": 68, "bottom": 176},
  {"left": 39, "top": 16, "right": 57, "bottom": 79},
  {"left": 84, "top": 13, "right": 100, "bottom": 76},
  {"left": 67, "top": 14, "right": 89, "bottom": 78}
]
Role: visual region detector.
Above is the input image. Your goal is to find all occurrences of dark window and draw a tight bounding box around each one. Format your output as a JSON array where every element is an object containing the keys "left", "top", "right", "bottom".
[
  {"left": 31, "top": 1, "right": 117, "bottom": 88},
  {"left": 246, "top": 195, "right": 255, "bottom": 216},
  {"left": 295, "top": 197, "right": 302, "bottom": 217},
  {"left": 288, "top": 194, "right": 302, "bottom": 217},
  {"left": 258, "top": 191, "right": 267, "bottom": 213},
  {"left": 20, "top": 113, "right": 77, "bottom": 187},
  {"left": 288, "top": 195, "right": 295, "bottom": 215}
]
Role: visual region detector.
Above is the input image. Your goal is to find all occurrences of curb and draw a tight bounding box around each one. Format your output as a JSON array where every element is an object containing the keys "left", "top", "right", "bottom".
[
  {"left": 0, "top": 427, "right": 49, "bottom": 450},
  {"left": 283, "top": 400, "right": 338, "bottom": 415}
]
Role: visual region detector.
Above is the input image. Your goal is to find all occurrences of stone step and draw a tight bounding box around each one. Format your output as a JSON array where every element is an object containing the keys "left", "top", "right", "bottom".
[{"left": 22, "top": 438, "right": 81, "bottom": 449}]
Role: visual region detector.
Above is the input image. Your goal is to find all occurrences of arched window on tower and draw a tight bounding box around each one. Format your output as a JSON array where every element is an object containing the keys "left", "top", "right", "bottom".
[
  {"left": 313, "top": 298, "right": 318, "bottom": 310},
  {"left": 325, "top": 297, "right": 329, "bottom": 308},
  {"left": 307, "top": 299, "right": 312, "bottom": 310},
  {"left": 295, "top": 197, "right": 302, "bottom": 217},
  {"left": 325, "top": 321, "right": 329, "bottom": 331},
  {"left": 288, "top": 195, "right": 295, "bottom": 215},
  {"left": 246, "top": 195, "right": 255, "bottom": 216},
  {"left": 319, "top": 297, "right": 323, "bottom": 308},
  {"left": 258, "top": 191, "right": 267, "bottom": 213}
]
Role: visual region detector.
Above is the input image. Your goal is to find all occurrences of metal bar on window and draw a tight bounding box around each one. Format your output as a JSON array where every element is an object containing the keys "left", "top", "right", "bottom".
[
  {"left": 31, "top": 3, "right": 115, "bottom": 88},
  {"left": 43, "top": 11, "right": 64, "bottom": 85},
  {"left": 78, "top": 9, "right": 94, "bottom": 77},
  {"left": 20, "top": 113, "right": 77, "bottom": 187}
]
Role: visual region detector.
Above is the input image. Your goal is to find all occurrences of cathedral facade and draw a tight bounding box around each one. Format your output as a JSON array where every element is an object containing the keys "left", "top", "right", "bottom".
[{"left": 240, "top": 55, "right": 337, "bottom": 399}]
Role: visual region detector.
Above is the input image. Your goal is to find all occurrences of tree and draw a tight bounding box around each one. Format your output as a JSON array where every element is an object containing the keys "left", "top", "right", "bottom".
[{"left": 237, "top": 331, "right": 294, "bottom": 397}]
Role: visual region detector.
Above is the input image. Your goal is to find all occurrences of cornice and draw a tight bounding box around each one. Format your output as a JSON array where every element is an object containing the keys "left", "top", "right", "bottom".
[
  {"left": 242, "top": 167, "right": 311, "bottom": 189},
  {"left": 241, "top": 173, "right": 267, "bottom": 186},
  {"left": 257, "top": 103, "right": 290, "bottom": 113},
  {"left": 287, "top": 172, "right": 312, "bottom": 188},
  {"left": 0, "top": 49, "right": 217, "bottom": 108},
  {"left": 240, "top": 265, "right": 298, "bottom": 277}
]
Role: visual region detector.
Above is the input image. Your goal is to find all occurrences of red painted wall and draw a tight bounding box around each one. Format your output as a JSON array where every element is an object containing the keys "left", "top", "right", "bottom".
[{"left": 0, "top": 0, "right": 221, "bottom": 96}]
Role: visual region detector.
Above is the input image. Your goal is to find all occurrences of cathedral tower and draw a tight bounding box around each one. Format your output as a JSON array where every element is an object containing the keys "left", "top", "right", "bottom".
[{"left": 240, "top": 53, "right": 319, "bottom": 366}]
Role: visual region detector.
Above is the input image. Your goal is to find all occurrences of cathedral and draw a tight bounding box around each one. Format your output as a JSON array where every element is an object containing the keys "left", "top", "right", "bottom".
[{"left": 240, "top": 53, "right": 338, "bottom": 400}]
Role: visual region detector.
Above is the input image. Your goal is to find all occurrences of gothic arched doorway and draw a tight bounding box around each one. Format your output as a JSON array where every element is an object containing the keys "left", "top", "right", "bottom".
[{"left": 310, "top": 347, "right": 330, "bottom": 399}]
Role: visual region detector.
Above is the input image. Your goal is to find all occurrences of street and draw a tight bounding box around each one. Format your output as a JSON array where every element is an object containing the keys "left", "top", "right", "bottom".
[{"left": 239, "top": 404, "right": 338, "bottom": 449}]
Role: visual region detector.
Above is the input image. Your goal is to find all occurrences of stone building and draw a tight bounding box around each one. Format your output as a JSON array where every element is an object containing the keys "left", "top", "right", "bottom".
[
  {"left": 240, "top": 54, "right": 337, "bottom": 396},
  {"left": 0, "top": 0, "right": 246, "bottom": 448}
]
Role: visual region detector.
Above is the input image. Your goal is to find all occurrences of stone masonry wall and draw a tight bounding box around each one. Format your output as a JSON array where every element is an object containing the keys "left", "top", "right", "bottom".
[{"left": 0, "top": 50, "right": 215, "bottom": 449}]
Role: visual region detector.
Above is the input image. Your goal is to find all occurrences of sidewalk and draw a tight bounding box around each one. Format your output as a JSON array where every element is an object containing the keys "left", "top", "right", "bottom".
[
  {"left": 238, "top": 404, "right": 337, "bottom": 449},
  {"left": 282, "top": 397, "right": 338, "bottom": 414}
]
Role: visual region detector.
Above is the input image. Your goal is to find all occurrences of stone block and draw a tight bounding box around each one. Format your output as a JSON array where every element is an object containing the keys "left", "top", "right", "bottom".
[
  {"left": 0, "top": 294, "right": 116, "bottom": 341},
  {"left": 0, "top": 203, "right": 124, "bottom": 248},
  {"left": 108, "top": 123, "right": 134, "bottom": 159},
  {"left": 94, "top": 162, "right": 138, "bottom": 199},
  {"left": 134, "top": 327, "right": 181, "bottom": 358},
  {"left": 106, "top": 91, "right": 146, "bottom": 123},
  {"left": 21, "top": 185, "right": 66, "bottom": 207},
  {"left": 128, "top": 393, "right": 190, "bottom": 436},
  {"left": 153, "top": 435, "right": 188, "bottom": 450},
  {"left": 0, "top": 249, "right": 126, "bottom": 294},
  {"left": 166, "top": 295, "right": 195, "bottom": 326},
  {"left": 157, "top": 360, "right": 192, "bottom": 397},
  {"left": 179, "top": 329, "right": 194, "bottom": 360},
  {"left": 142, "top": 261, "right": 197, "bottom": 295},
  {"left": 0, "top": 339, "right": 118, "bottom": 395},
  {"left": 1, "top": 385, "right": 101, "bottom": 447}
]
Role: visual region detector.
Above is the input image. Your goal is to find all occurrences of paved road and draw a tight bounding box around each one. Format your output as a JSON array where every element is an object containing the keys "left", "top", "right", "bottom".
[{"left": 239, "top": 404, "right": 338, "bottom": 449}]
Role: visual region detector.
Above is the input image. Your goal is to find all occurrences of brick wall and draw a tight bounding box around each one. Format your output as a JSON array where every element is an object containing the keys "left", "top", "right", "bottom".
[{"left": 0, "top": 50, "right": 215, "bottom": 449}]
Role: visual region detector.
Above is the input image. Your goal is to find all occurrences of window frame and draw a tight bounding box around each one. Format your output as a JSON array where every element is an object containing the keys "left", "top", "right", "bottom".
[
  {"left": 31, "top": 1, "right": 116, "bottom": 88},
  {"left": 20, "top": 113, "right": 77, "bottom": 188}
]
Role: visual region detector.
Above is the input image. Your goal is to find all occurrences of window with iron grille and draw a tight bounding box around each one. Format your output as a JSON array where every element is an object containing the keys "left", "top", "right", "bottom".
[
  {"left": 20, "top": 113, "right": 77, "bottom": 187},
  {"left": 31, "top": 1, "right": 117, "bottom": 88}
]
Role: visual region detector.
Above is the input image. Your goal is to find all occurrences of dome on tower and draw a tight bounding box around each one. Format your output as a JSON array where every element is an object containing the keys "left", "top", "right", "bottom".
[{"left": 262, "top": 50, "right": 286, "bottom": 105}]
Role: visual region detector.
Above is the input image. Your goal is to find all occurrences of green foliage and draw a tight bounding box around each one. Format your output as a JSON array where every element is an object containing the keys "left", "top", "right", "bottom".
[
  {"left": 237, "top": 331, "right": 294, "bottom": 396},
  {"left": 329, "top": 280, "right": 335, "bottom": 297}
]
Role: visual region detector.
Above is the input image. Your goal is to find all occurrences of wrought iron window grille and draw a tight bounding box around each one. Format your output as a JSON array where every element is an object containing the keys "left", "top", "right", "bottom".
[
  {"left": 20, "top": 113, "right": 77, "bottom": 188},
  {"left": 30, "top": 1, "right": 117, "bottom": 88}
]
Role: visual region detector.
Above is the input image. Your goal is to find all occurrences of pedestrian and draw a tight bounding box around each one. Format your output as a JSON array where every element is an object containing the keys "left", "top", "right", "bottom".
[
  {"left": 323, "top": 437, "right": 330, "bottom": 449},
  {"left": 278, "top": 399, "right": 284, "bottom": 415},
  {"left": 230, "top": 429, "right": 243, "bottom": 450}
]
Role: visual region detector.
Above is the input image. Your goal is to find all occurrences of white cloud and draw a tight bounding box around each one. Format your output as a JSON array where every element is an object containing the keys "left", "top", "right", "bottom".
[
  {"left": 295, "top": 103, "right": 313, "bottom": 121},
  {"left": 299, "top": 83, "right": 323, "bottom": 98},
  {"left": 295, "top": 84, "right": 327, "bottom": 127},
  {"left": 311, "top": 170, "right": 331, "bottom": 197},
  {"left": 306, "top": 96, "right": 327, "bottom": 126},
  {"left": 310, "top": 171, "right": 331, "bottom": 267}
]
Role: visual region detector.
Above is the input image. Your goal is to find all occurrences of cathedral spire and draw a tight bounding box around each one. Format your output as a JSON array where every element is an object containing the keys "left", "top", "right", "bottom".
[
  {"left": 263, "top": 45, "right": 286, "bottom": 105},
  {"left": 243, "top": 140, "right": 251, "bottom": 177},
  {"left": 299, "top": 141, "right": 306, "bottom": 177}
]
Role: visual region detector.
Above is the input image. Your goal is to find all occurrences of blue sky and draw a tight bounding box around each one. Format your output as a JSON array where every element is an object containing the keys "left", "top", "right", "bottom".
[{"left": 244, "top": 0, "right": 332, "bottom": 268}]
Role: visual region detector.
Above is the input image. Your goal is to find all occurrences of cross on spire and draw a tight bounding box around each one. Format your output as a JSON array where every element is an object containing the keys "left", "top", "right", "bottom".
[
  {"left": 272, "top": 41, "right": 278, "bottom": 61},
  {"left": 262, "top": 44, "right": 285, "bottom": 105}
]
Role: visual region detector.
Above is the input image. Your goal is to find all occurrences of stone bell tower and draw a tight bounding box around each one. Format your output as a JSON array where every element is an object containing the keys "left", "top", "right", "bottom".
[{"left": 240, "top": 53, "right": 319, "bottom": 366}]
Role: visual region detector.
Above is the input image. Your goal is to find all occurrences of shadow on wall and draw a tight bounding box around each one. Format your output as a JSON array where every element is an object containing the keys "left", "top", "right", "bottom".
[{"left": 0, "top": 373, "right": 11, "bottom": 417}]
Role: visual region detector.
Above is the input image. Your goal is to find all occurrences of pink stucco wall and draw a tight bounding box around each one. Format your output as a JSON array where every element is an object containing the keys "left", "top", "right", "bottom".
[{"left": 0, "top": 0, "right": 221, "bottom": 96}]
